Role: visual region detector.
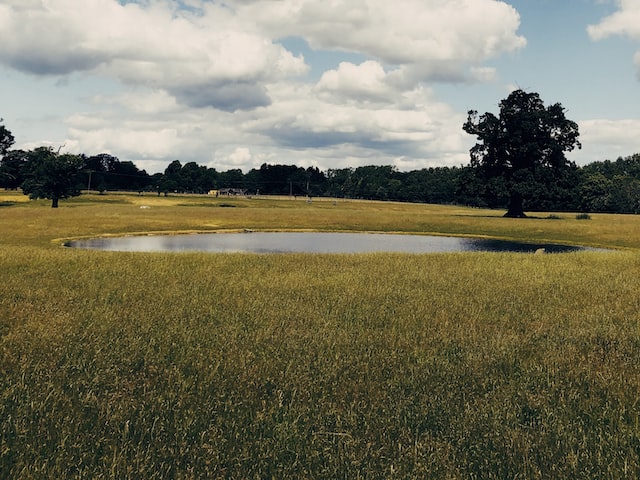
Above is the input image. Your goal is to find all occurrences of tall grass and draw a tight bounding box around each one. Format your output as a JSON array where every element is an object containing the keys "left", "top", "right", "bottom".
[{"left": 2, "top": 191, "right": 640, "bottom": 478}]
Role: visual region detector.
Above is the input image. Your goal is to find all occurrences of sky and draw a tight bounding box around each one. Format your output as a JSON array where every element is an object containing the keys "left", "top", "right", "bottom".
[{"left": 0, "top": 0, "right": 639, "bottom": 174}]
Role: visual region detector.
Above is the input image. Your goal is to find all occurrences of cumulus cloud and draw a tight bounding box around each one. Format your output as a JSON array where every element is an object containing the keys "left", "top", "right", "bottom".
[
  {"left": 214, "top": 146, "right": 276, "bottom": 171},
  {"left": 0, "top": 0, "right": 307, "bottom": 111},
  {"left": 244, "top": 81, "right": 471, "bottom": 166},
  {"left": 170, "top": 81, "right": 271, "bottom": 111},
  {"left": 588, "top": 0, "right": 640, "bottom": 40},
  {"left": 316, "top": 61, "right": 394, "bottom": 104},
  {"left": 588, "top": 0, "right": 640, "bottom": 78},
  {"left": 66, "top": 116, "right": 186, "bottom": 160},
  {"left": 91, "top": 89, "right": 180, "bottom": 115},
  {"left": 0, "top": 0, "right": 523, "bottom": 89},
  {"left": 240, "top": 0, "right": 525, "bottom": 82},
  {"left": 61, "top": 87, "right": 278, "bottom": 172},
  {"left": 0, "top": 0, "right": 526, "bottom": 172},
  {"left": 576, "top": 119, "right": 640, "bottom": 163}
]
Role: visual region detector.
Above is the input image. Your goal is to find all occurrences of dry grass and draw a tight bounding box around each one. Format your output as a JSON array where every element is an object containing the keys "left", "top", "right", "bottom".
[
  {"left": 2, "top": 191, "right": 640, "bottom": 478},
  {"left": 2, "top": 190, "right": 639, "bottom": 250}
]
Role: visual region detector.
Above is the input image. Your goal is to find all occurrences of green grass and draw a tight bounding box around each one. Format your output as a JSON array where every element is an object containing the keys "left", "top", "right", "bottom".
[{"left": 2, "top": 190, "right": 640, "bottom": 478}]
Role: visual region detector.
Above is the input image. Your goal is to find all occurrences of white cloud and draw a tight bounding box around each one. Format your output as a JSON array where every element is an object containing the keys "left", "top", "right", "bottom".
[
  {"left": 0, "top": 0, "right": 526, "bottom": 173},
  {"left": 588, "top": 0, "right": 640, "bottom": 40},
  {"left": 227, "top": 147, "right": 253, "bottom": 166},
  {"left": 0, "top": 0, "right": 523, "bottom": 88},
  {"left": 90, "top": 90, "right": 180, "bottom": 115},
  {"left": 470, "top": 67, "right": 497, "bottom": 83},
  {"left": 211, "top": 147, "right": 278, "bottom": 172},
  {"left": 575, "top": 119, "right": 640, "bottom": 163},
  {"left": 68, "top": 124, "right": 183, "bottom": 159},
  {"left": 588, "top": 0, "right": 640, "bottom": 78},
  {"left": 316, "top": 61, "right": 394, "bottom": 103},
  {"left": 240, "top": 0, "right": 525, "bottom": 81},
  {"left": 244, "top": 81, "right": 471, "bottom": 165},
  {"left": 60, "top": 87, "right": 276, "bottom": 171},
  {"left": 52, "top": 58, "right": 476, "bottom": 173},
  {"left": 0, "top": 0, "right": 307, "bottom": 110}
]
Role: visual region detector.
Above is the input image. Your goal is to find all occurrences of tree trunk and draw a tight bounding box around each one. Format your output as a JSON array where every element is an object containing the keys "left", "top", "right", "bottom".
[
  {"left": 51, "top": 197, "right": 59, "bottom": 208},
  {"left": 504, "top": 192, "right": 526, "bottom": 218}
]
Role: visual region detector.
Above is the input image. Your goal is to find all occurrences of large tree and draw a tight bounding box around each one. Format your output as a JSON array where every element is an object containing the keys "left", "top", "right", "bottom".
[
  {"left": 21, "top": 147, "right": 84, "bottom": 208},
  {"left": 463, "top": 89, "right": 581, "bottom": 217}
]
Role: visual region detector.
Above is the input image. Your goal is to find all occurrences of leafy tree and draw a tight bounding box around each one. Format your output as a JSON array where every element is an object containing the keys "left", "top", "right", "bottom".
[
  {"left": 325, "top": 168, "right": 355, "bottom": 198},
  {"left": 81, "top": 153, "right": 151, "bottom": 193},
  {"left": 0, "top": 120, "right": 17, "bottom": 186},
  {"left": 305, "top": 166, "right": 327, "bottom": 197},
  {"left": 82, "top": 153, "right": 115, "bottom": 192},
  {"left": 155, "top": 160, "right": 183, "bottom": 195},
  {"left": 582, "top": 154, "right": 640, "bottom": 181},
  {"left": 463, "top": 89, "right": 581, "bottom": 217},
  {"left": 0, "top": 119, "right": 14, "bottom": 156},
  {"left": 218, "top": 169, "right": 244, "bottom": 189},
  {"left": 347, "top": 165, "right": 397, "bottom": 200},
  {"left": 285, "top": 166, "right": 326, "bottom": 197},
  {"left": 576, "top": 154, "right": 640, "bottom": 213},
  {"left": 254, "top": 163, "right": 304, "bottom": 195},
  {"left": 110, "top": 160, "right": 151, "bottom": 192},
  {"left": 578, "top": 172, "right": 611, "bottom": 212},
  {"left": 181, "top": 161, "right": 214, "bottom": 193},
  {"left": 21, "top": 147, "right": 84, "bottom": 208},
  {"left": 608, "top": 175, "right": 640, "bottom": 214},
  {"left": 0, "top": 149, "right": 28, "bottom": 189},
  {"left": 397, "top": 167, "right": 461, "bottom": 204}
]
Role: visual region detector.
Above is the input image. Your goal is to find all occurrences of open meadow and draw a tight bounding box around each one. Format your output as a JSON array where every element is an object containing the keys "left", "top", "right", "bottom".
[{"left": 2, "top": 190, "right": 640, "bottom": 478}]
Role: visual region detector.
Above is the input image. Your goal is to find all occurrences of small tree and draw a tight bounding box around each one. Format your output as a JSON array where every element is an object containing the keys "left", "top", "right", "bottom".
[
  {"left": 21, "top": 147, "right": 83, "bottom": 208},
  {"left": 463, "top": 89, "right": 581, "bottom": 217},
  {"left": 0, "top": 119, "right": 14, "bottom": 157},
  {"left": 0, "top": 119, "right": 16, "bottom": 186},
  {"left": 0, "top": 149, "right": 29, "bottom": 189}
]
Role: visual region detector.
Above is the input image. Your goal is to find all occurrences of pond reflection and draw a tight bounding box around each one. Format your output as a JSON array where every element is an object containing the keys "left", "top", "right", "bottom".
[{"left": 65, "top": 232, "right": 601, "bottom": 254}]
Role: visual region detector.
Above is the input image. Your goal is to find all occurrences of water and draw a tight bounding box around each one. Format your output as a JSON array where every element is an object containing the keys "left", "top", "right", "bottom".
[{"left": 65, "top": 232, "right": 601, "bottom": 254}]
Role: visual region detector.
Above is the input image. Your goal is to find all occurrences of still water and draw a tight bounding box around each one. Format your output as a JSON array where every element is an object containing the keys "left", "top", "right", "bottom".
[{"left": 65, "top": 232, "right": 599, "bottom": 254}]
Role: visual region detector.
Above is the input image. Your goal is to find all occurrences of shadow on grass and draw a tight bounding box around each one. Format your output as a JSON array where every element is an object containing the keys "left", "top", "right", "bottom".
[
  {"left": 66, "top": 198, "right": 132, "bottom": 206},
  {"left": 175, "top": 202, "right": 244, "bottom": 208},
  {"left": 452, "top": 213, "right": 565, "bottom": 220}
]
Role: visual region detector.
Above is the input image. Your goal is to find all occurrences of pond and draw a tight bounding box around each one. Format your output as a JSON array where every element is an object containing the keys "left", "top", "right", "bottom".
[{"left": 65, "top": 232, "right": 601, "bottom": 254}]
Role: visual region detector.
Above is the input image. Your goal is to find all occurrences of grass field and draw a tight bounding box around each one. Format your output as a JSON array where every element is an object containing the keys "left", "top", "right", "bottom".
[{"left": 2, "top": 190, "right": 640, "bottom": 478}]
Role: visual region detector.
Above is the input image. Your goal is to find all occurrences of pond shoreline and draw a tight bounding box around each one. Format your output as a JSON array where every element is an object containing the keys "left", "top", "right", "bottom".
[{"left": 64, "top": 231, "right": 606, "bottom": 254}]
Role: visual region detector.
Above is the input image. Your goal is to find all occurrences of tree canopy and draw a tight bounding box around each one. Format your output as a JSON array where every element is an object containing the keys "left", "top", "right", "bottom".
[
  {"left": 0, "top": 119, "right": 14, "bottom": 156},
  {"left": 21, "top": 147, "right": 84, "bottom": 208},
  {"left": 463, "top": 89, "right": 581, "bottom": 217}
]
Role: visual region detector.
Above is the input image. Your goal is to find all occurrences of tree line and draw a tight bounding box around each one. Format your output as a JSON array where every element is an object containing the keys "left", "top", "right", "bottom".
[
  {"left": 2, "top": 89, "right": 640, "bottom": 213},
  {"left": 2, "top": 146, "right": 639, "bottom": 213}
]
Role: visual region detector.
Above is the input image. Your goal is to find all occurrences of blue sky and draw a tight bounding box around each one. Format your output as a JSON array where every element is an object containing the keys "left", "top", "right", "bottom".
[{"left": 0, "top": 0, "right": 638, "bottom": 174}]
